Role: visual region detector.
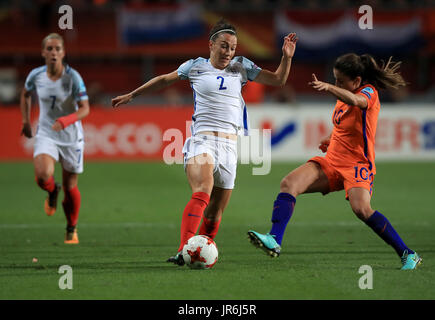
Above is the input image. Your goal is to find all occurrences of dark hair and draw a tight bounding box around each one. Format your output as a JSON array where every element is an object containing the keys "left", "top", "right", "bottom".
[
  {"left": 209, "top": 18, "right": 236, "bottom": 41},
  {"left": 334, "top": 53, "right": 406, "bottom": 90}
]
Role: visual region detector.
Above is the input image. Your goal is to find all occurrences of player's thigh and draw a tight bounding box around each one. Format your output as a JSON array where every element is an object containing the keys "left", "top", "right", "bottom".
[
  {"left": 59, "top": 141, "right": 84, "bottom": 175},
  {"left": 33, "top": 154, "right": 56, "bottom": 180},
  {"left": 281, "top": 161, "right": 329, "bottom": 196},
  {"left": 347, "top": 187, "right": 374, "bottom": 221},
  {"left": 186, "top": 153, "right": 215, "bottom": 195},
  {"left": 204, "top": 187, "right": 232, "bottom": 221}
]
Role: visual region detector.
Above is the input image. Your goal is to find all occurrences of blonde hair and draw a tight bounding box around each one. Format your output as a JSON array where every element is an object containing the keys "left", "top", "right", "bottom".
[{"left": 41, "top": 33, "right": 64, "bottom": 49}]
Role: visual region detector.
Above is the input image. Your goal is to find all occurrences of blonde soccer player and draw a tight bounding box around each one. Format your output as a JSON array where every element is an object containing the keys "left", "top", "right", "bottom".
[{"left": 21, "top": 33, "right": 90, "bottom": 244}]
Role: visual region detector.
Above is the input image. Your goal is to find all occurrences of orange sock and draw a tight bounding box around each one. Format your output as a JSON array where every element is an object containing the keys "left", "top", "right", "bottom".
[
  {"left": 177, "top": 192, "right": 210, "bottom": 252},
  {"left": 199, "top": 216, "right": 221, "bottom": 240}
]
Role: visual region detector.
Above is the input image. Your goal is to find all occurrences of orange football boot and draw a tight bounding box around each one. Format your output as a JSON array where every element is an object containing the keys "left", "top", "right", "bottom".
[
  {"left": 44, "top": 183, "right": 61, "bottom": 216},
  {"left": 64, "top": 228, "right": 79, "bottom": 244}
]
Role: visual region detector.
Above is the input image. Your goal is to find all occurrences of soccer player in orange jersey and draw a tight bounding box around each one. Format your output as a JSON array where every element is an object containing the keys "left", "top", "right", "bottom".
[{"left": 248, "top": 53, "right": 422, "bottom": 270}]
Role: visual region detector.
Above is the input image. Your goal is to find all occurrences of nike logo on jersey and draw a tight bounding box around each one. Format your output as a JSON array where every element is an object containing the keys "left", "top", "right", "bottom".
[{"left": 197, "top": 71, "right": 205, "bottom": 74}]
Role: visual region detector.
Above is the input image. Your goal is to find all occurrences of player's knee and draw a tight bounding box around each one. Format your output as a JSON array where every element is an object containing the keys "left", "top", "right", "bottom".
[
  {"left": 35, "top": 172, "right": 52, "bottom": 185},
  {"left": 351, "top": 203, "right": 373, "bottom": 221},
  {"left": 280, "top": 176, "right": 298, "bottom": 196},
  {"left": 191, "top": 181, "right": 213, "bottom": 195}
]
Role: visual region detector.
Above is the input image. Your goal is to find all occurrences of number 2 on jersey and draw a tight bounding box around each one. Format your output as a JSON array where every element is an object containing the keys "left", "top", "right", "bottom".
[{"left": 217, "top": 76, "right": 227, "bottom": 90}]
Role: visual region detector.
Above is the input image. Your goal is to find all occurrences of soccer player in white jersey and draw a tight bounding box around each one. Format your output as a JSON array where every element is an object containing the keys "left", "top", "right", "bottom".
[
  {"left": 112, "top": 19, "right": 297, "bottom": 265},
  {"left": 20, "top": 33, "right": 90, "bottom": 244}
]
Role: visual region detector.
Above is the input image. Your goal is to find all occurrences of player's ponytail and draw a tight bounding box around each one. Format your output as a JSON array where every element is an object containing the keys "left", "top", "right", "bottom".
[
  {"left": 334, "top": 53, "right": 406, "bottom": 90},
  {"left": 360, "top": 54, "right": 406, "bottom": 90}
]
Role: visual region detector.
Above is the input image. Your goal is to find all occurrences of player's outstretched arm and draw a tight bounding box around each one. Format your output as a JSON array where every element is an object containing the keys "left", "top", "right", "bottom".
[
  {"left": 254, "top": 33, "right": 298, "bottom": 87},
  {"left": 112, "top": 70, "right": 181, "bottom": 108},
  {"left": 20, "top": 88, "right": 33, "bottom": 138},
  {"left": 308, "top": 74, "right": 368, "bottom": 109},
  {"left": 52, "top": 99, "right": 90, "bottom": 132}
]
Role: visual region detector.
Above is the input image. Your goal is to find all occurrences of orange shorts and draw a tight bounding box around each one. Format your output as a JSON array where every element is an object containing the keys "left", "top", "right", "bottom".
[{"left": 308, "top": 156, "right": 374, "bottom": 199}]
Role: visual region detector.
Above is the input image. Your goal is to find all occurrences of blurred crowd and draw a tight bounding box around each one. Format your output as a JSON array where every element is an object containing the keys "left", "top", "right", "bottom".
[
  {"left": 2, "top": 0, "right": 435, "bottom": 11},
  {"left": 0, "top": 0, "right": 434, "bottom": 107}
]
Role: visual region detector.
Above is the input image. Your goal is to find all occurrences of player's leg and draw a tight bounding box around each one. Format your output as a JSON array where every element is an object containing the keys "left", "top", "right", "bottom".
[
  {"left": 348, "top": 187, "right": 422, "bottom": 270},
  {"left": 176, "top": 153, "right": 214, "bottom": 253},
  {"left": 58, "top": 141, "right": 83, "bottom": 244},
  {"left": 34, "top": 154, "right": 61, "bottom": 216},
  {"left": 199, "top": 187, "right": 232, "bottom": 239},
  {"left": 198, "top": 137, "right": 236, "bottom": 240},
  {"left": 272, "top": 161, "right": 330, "bottom": 242},
  {"left": 248, "top": 161, "right": 330, "bottom": 257},
  {"left": 62, "top": 168, "right": 80, "bottom": 244}
]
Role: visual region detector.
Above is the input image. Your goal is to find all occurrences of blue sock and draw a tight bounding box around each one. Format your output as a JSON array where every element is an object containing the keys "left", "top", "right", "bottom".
[
  {"left": 269, "top": 193, "right": 296, "bottom": 245},
  {"left": 365, "top": 210, "right": 413, "bottom": 257}
]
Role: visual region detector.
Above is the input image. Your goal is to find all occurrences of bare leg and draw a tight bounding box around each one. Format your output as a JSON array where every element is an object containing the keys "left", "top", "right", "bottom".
[
  {"left": 249, "top": 161, "right": 331, "bottom": 253},
  {"left": 34, "top": 154, "right": 60, "bottom": 215},
  {"left": 280, "top": 161, "right": 330, "bottom": 197},
  {"left": 34, "top": 154, "right": 56, "bottom": 186},
  {"left": 199, "top": 187, "right": 232, "bottom": 239}
]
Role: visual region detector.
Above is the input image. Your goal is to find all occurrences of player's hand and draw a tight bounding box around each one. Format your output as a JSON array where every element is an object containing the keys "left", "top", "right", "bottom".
[
  {"left": 52, "top": 121, "right": 63, "bottom": 132},
  {"left": 112, "top": 93, "right": 133, "bottom": 108},
  {"left": 21, "top": 123, "right": 33, "bottom": 138},
  {"left": 282, "top": 33, "right": 298, "bottom": 59},
  {"left": 318, "top": 136, "right": 330, "bottom": 153},
  {"left": 309, "top": 74, "right": 330, "bottom": 92}
]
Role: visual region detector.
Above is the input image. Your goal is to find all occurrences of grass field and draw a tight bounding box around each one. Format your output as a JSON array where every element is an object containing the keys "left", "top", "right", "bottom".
[{"left": 0, "top": 161, "right": 434, "bottom": 300}]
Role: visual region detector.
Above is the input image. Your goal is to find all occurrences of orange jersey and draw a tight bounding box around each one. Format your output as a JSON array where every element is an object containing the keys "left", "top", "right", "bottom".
[{"left": 325, "top": 84, "right": 380, "bottom": 174}]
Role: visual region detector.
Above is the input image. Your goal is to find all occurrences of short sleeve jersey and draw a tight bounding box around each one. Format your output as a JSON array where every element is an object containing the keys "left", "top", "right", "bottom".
[
  {"left": 177, "top": 56, "right": 261, "bottom": 135},
  {"left": 325, "top": 84, "right": 380, "bottom": 174},
  {"left": 24, "top": 65, "right": 88, "bottom": 145}
]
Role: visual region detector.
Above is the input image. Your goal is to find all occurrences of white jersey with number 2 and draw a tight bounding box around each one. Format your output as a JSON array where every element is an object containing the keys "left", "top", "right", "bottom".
[
  {"left": 177, "top": 56, "right": 261, "bottom": 136},
  {"left": 24, "top": 64, "right": 88, "bottom": 146}
]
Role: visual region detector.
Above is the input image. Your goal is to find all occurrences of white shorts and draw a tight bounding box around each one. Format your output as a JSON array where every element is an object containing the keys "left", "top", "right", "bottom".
[
  {"left": 182, "top": 134, "right": 237, "bottom": 189},
  {"left": 33, "top": 136, "right": 84, "bottom": 174}
]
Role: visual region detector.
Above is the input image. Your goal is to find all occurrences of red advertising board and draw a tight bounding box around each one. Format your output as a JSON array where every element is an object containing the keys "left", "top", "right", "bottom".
[{"left": 0, "top": 106, "right": 194, "bottom": 161}]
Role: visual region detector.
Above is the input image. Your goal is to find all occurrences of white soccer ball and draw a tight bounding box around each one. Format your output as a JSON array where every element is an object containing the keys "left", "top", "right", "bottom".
[{"left": 182, "top": 235, "right": 218, "bottom": 269}]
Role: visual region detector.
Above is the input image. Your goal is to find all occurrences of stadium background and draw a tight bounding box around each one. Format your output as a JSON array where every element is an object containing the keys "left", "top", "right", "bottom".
[{"left": 0, "top": 0, "right": 434, "bottom": 301}]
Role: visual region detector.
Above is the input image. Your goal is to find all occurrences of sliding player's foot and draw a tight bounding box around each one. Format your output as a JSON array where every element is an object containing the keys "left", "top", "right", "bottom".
[
  {"left": 400, "top": 250, "right": 422, "bottom": 270},
  {"left": 248, "top": 230, "right": 281, "bottom": 258}
]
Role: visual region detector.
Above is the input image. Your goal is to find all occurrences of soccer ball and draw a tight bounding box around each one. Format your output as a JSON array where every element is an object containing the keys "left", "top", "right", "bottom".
[{"left": 182, "top": 235, "right": 218, "bottom": 269}]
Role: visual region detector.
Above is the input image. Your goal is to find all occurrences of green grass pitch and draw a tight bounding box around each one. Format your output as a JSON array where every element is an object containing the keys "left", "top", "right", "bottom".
[{"left": 0, "top": 161, "right": 434, "bottom": 300}]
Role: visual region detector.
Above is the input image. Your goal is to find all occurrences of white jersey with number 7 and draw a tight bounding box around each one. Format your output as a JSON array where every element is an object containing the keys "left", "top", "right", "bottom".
[{"left": 24, "top": 64, "right": 88, "bottom": 146}]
